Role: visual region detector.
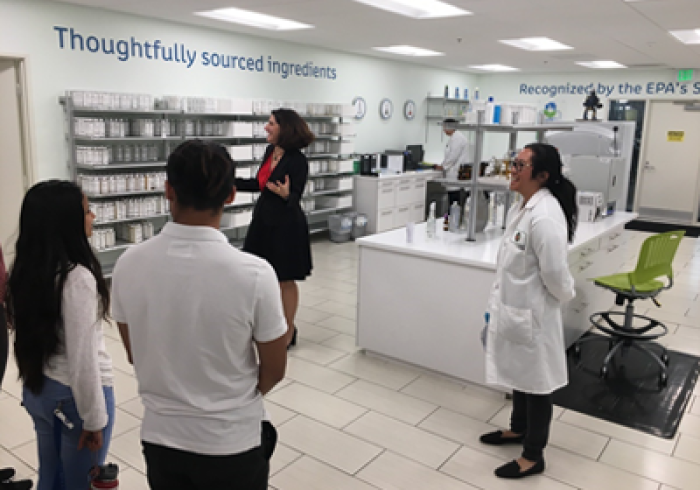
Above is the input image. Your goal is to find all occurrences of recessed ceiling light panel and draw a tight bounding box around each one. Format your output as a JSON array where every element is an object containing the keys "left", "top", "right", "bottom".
[
  {"left": 353, "top": 0, "right": 471, "bottom": 19},
  {"left": 373, "top": 45, "right": 445, "bottom": 56},
  {"left": 499, "top": 37, "right": 572, "bottom": 51},
  {"left": 196, "top": 8, "right": 313, "bottom": 31},
  {"left": 576, "top": 61, "right": 627, "bottom": 69},
  {"left": 469, "top": 64, "right": 519, "bottom": 72},
  {"left": 670, "top": 29, "right": 700, "bottom": 45}
]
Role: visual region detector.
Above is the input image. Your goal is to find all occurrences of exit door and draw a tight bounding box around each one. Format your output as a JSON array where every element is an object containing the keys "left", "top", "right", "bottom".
[{"left": 636, "top": 102, "right": 700, "bottom": 223}]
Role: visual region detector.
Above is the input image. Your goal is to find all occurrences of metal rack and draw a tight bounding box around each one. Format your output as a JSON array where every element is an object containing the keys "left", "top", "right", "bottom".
[
  {"left": 425, "top": 94, "right": 470, "bottom": 142},
  {"left": 61, "top": 94, "right": 356, "bottom": 270},
  {"left": 436, "top": 112, "right": 574, "bottom": 241}
]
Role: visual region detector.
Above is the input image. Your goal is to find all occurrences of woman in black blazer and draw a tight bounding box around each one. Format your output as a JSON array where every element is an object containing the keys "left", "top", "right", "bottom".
[{"left": 235, "top": 108, "right": 314, "bottom": 347}]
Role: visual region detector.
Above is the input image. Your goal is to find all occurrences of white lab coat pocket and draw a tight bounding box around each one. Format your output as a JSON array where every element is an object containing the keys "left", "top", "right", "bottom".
[{"left": 497, "top": 303, "right": 534, "bottom": 345}]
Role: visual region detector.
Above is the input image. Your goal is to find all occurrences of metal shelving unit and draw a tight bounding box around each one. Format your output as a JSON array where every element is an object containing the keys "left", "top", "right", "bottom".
[
  {"left": 94, "top": 213, "right": 170, "bottom": 226},
  {"left": 436, "top": 112, "right": 574, "bottom": 241},
  {"left": 85, "top": 189, "right": 164, "bottom": 199},
  {"left": 425, "top": 94, "right": 470, "bottom": 141},
  {"left": 62, "top": 93, "right": 356, "bottom": 270},
  {"left": 77, "top": 162, "right": 167, "bottom": 171}
]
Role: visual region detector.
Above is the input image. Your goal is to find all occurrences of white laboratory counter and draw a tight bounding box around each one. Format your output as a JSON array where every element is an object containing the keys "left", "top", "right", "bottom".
[{"left": 356, "top": 212, "right": 638, "bottom": 387}]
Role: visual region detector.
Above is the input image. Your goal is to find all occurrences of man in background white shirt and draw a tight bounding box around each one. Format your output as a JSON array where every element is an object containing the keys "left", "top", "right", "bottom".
[
  {"left": 436, "top": 118, "right": 472, "bottom": 207},
  {"left": 112, "top": 140, "right": 288, "bottom": 490}
]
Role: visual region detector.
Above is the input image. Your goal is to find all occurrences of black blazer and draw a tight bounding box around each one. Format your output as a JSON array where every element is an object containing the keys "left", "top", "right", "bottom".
[{"left": 235, "top": 145, "right": 309, "bottom": 227}]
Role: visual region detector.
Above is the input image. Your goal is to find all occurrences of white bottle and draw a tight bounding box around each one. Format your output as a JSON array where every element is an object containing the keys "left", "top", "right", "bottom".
[
  {"left": 426, "top": 202, "right": 437, "bottom": 238},
  {"left": 449, "top": 201, "right": 461, "bottom": 233}
]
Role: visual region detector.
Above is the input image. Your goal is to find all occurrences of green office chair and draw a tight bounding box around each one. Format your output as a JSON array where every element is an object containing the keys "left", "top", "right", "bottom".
[{"left": 573, "top": 230, "right": 685, "bottom": 388}]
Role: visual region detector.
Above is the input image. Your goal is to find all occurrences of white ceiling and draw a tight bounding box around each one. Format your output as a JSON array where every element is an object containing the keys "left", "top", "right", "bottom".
[{"left": 50, "top": 0, "right": 700, "bottom": 73}]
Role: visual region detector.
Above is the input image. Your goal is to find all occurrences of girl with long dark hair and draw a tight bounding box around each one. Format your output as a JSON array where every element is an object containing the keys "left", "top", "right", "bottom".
[
  {"left": 479, "top": 143, "right": 577, "bottom": 479},
  {"left": 6, "top": 180, "right": 114, "bottom": 490}
]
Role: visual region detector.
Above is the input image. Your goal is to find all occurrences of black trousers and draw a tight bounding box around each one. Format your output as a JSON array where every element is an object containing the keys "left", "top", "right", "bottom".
[
  {"left": 0, "top": 306, "right": 7, "bottom": 388},
  {"left": 143, "top": 441, "right": 269, "bottom": 490},
  {"left": 510, "top": 390, "right": 553, "bottom": 461}
]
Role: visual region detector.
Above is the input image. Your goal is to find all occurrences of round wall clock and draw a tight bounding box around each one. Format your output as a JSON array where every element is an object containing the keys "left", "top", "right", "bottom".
[
  {"left": 404, "top": 100, "right": 416, "bottom": 120},
  {"left": 352, "top": 96, "right": 367, "bottom": 120},
  {"left": 379, "top": 98, "right": 393, "bottom": 120}
]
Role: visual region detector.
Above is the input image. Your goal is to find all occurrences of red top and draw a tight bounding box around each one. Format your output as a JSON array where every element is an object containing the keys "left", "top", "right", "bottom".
[{"left": 257, "top": 154, "right": 274, "bottom": 191}]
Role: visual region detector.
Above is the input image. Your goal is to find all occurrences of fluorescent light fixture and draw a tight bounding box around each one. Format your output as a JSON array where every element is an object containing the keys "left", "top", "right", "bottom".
[
  {"left": 373, "top": 45, "right": 444, "bottom": 56},
  {"left": 195, "top": 8, "right": 313, "bottom": 31},
  {"left": 469, "top": 64, "right": 519, "bottom": 72},
  {"left": 576, "top": 60, "right": 627, "bottom": 69},
  {"left": 353, "top": 0, "right": 471, "bottom": 19},
  {"left": 670, "top": 29, "right": 700, "bottom": 45},
  {"left": 500, "top": 37, "right": 572, "bottom": 51}
]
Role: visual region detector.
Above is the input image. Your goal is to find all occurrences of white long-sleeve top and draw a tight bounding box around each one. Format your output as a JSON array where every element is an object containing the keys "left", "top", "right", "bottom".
[
  {"left": 441, "top": 130, "right": 471, "bottom": 191},
  {"left": 44, "top": 265, "right": 113, "bottom": 431}
]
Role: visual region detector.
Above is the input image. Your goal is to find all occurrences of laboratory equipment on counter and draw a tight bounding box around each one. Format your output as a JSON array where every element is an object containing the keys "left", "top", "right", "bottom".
[
  {"left": 565, "top": 155, "right": 625, "bottom": 216},
  {"left": 546, "top": 121, "right": 635, "bottom": 212},
  {"left": 577, "top": 191, "right": 604, "bottom": 222}
]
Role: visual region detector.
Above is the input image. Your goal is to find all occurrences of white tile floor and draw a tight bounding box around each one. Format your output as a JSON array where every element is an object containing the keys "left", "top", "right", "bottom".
[{"left": 2, "top": 229, "right": 700, "bottom": 489}]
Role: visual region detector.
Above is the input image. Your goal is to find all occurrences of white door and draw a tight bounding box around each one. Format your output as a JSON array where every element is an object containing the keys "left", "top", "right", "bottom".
[
  {"left": 636, "top": 102, "right": 700, "bottom": 223},
  {"left": 0, "top": 59, "right": 29, "bottom": 257}
]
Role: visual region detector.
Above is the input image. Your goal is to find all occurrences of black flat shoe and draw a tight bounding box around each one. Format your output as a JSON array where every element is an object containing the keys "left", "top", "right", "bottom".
[
  {"left": 287, "top": 326, "right": 297, "bottom": 349},
  {"left": 495, "top": 459, "right": 545, "bottom": 479},
  {"left": 0, "top": 479, "right": 33, "bottom": 490},
  {"left": 0, "top": 469, "right": 14, "bottom": 482},
  {"left": 479, "top": 430, "right": 524, "bottom": 445}
]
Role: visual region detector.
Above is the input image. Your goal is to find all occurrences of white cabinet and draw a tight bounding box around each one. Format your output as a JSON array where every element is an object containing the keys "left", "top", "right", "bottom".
[
  {"left": 562, "top": 226, "right": 631, "bottom": 346},
  {"left": 377, "top": 181, "right": 396, "bottom": 209},
  {"left": 377, "top": 208, "right": 395, "bottom": 232},
  {"left": 354, "top": 172, "right": 439, "bottom": 234},
  {"left": 393, "top": 205, "right": 412, "bottom": 228}
]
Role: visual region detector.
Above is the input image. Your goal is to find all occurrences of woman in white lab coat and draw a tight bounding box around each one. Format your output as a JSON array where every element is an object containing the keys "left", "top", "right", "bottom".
[{"left": 480, "top": 143, "right": 578, "bottom": 479}]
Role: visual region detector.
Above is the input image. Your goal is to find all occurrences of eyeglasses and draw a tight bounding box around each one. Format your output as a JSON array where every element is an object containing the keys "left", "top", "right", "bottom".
[{"left": 511, "top": 159, "right": 533, "bottom": 172}]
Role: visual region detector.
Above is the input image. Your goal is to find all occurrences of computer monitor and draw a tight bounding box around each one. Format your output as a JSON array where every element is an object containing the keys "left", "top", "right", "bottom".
[{"left": 406, "top": 145, "right": 424, "bottom": 167}]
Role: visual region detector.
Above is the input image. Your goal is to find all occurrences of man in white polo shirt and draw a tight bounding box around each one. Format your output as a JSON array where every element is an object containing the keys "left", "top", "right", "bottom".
[{"left": 112, "top": 140, "right": 288, "bottom": 490}]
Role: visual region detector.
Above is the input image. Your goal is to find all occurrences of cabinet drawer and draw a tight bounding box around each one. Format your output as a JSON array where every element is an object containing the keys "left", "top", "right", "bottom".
[
  {"left": 411, "top": 179, "right": 427, "bottom": 204},
  {"left": 603, "top": 228, "right": 626, "bottom": 249},
  {"left": 378, "top": 184, "right": 396, "bottom": 209},
  {"left": 377, "top": 208, "right": 395, "bottom": 232},
  {"left": 411, "top": 202, "right": 425, "bottom": 223},
  {"left": 393, "top": 205, "right": 412, "bottom": 228},
  {"left": 569, "top": 239, "right": 601, "bottom": 266},
  {"left": 570, "top": 258, "right": 596, "bottom": 279},
  {"left": 395, "top": 182, "right": 414, "bottom": 206}
]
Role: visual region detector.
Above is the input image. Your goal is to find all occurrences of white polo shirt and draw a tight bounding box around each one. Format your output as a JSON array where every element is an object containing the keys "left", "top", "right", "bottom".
[{"left": 111, "top": 222, "right": 287, "bottom": 455}]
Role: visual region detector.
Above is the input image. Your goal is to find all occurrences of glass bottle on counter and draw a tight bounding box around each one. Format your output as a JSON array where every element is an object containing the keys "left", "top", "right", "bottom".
[{"left": 426, "top": 202, "right": 437, "bottom": 239}]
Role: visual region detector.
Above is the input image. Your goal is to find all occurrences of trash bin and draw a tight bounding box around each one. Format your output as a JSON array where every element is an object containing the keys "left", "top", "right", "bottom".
[
  {"left": 328, "top": 215, "right": 353, "bottom": 243},
  {"left": 351, "top": 213, "right": 368, "bottom": 239}
]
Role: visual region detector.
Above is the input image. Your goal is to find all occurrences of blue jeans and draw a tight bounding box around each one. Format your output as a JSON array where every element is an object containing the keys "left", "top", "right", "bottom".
[{"left": 23, "top": 377, "right": 115, "bottom": 490}]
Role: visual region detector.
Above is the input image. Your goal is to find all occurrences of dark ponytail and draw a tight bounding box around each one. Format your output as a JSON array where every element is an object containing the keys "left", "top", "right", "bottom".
[{"left": 525, "top": 143, "right": 578, "bottom": 243}]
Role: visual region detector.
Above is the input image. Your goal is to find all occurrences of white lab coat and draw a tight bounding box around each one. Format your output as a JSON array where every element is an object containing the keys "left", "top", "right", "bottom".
[
  {"left": 485, "top": 188, "right": 575, "bottom": 394},
  {"left": 442, "top": 131, "right": 470, "bottom": 191}
]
